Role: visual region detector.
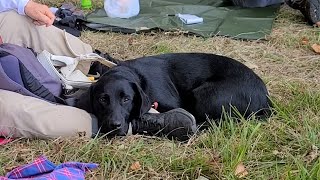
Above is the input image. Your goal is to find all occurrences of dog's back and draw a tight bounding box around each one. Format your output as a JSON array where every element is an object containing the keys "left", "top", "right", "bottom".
[{"left": 119, "top": 53, "right": 272, "bottom": 121}]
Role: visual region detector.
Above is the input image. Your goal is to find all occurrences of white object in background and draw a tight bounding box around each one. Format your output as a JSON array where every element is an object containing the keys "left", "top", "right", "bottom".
[
  {"left": 49, "top": 7, "right": 59, "bottom": 14},
  {"left": 104, "top": 0, "right": 140, "bottom": 18},
  {"left": 176, "top": 14, "right": 203, "bottom": 25}
]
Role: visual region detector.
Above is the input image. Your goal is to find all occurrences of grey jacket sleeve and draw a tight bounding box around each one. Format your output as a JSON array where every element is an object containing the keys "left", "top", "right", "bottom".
[{"left": 0, "top": 0, "right": 29, "bottom": 15}]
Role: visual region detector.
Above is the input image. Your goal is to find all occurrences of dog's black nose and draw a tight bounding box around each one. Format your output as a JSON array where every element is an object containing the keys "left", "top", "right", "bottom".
[{"left": 110, "top": 122, "right": 121, "bottom": 129}]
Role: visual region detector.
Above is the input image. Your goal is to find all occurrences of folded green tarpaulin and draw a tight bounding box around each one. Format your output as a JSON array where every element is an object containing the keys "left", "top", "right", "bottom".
[{"left": 85, "top": 0, "right": 281, "bottom": 40}]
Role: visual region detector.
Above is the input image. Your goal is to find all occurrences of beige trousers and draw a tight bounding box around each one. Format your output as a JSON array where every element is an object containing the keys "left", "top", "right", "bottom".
[
  {"left": 0, "top": 11, "right": 92, "bottom": 73},
  {"left": 0, "top": 11, "right": 94, "bottom": 138},
  {"left": 0, "top": 90, "right": 93, "bottom": 138}
]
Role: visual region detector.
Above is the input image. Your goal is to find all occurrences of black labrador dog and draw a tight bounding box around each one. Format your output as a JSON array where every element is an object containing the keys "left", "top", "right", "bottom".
[{"left": 76, "top": 53, "right": 272, "bottom": 136}]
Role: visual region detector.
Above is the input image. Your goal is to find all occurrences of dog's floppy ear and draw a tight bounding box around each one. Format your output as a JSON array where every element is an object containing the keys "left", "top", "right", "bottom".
[
  {"left": 75, "top": 86, "right": 94, "bottom": 113},
  {"left": 130, "top": 82, "right": 151, "bottom": 118}
]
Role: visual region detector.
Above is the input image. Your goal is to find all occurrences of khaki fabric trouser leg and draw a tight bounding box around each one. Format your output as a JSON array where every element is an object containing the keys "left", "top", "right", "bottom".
[
  {"left": 0, "top": 10, "right": 92, "bottom": 73},
  {"left": 0, "top": 11, "right": 95, "bottom": 138},
  {"left": 0, "top": 90, "right": 93, "bottom": 138}
]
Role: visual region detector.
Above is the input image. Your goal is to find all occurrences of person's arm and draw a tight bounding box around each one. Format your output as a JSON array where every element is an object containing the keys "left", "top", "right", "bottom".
[
  {"left": 0, "top": 0, "right": 29, "bottom": 15},
  {"left": 0, "top": 0, "right": 55, "bottom": 27}
]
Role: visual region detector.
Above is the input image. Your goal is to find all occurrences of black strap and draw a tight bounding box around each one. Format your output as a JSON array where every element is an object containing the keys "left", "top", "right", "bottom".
[
  {"left": 0, "top": 51, "right": 11, "bottom": 58},
  {"left": 19, "top": 61, "right": 67, "bottom": 105}
]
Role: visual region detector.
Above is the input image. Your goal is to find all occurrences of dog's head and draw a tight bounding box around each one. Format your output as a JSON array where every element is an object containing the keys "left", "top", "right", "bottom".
[{"left": 76, "top": 67, "right": 151, "bottom": 136}]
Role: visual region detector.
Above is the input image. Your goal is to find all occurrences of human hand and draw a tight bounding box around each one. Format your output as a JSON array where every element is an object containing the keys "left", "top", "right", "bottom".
[{"left": 24, "top": 0, "right": 55, "bottom": 27}]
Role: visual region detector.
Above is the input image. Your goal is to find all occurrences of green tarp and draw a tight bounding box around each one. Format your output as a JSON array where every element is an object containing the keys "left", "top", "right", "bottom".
[{"left": 85, "top": 0, "right": 281, "bottom": 40}]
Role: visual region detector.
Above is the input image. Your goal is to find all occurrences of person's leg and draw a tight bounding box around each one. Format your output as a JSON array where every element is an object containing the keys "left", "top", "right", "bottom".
[
  {"left": 285, "top": 0, "right": 305, "bottom": 9},
  {"left": 286, "top": 0, "right": 320, "bottom": 25},
  {"left": 228, "top": 0, "right": 284, "bottom": 7},
  {"left": 0, "top": 10, "right": 91, "bottom": 56},
  {"left": 0, "top": 89, "right": 93, "bottom": 138},
  {"left": 0, "top": 10, "right": 92, "bottom": 73},
  {"left": 0, "top": 87, "right": 197, "bottom": 140}
]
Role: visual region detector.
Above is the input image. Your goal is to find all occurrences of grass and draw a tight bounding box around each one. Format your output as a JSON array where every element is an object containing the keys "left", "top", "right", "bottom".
[{"left": 1, "top": 1, "right": 320, "bottom": 179}]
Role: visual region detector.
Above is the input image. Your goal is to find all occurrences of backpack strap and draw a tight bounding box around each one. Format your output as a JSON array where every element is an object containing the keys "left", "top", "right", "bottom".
[
  {"left": 0, "top": 51, "right": 10, "bottom": 58},
  {"left": 18, "top": 61, "right": 66, "bottom": 105}
]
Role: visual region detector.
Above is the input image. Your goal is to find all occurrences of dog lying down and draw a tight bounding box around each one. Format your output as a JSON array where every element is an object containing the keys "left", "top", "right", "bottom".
[{"left": 76, "top": 53, "right": 272, "bottom": 139}]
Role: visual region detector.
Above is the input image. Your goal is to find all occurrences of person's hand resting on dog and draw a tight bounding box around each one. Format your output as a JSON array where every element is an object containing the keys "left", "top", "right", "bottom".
[{"left": 24, "top": 0, "right": 55, "bottom": 26}]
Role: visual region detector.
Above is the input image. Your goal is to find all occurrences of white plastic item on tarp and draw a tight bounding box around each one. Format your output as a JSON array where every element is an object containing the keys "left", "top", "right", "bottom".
[{"left": 104, "top": 0, "right": 140, "bottom": 18}]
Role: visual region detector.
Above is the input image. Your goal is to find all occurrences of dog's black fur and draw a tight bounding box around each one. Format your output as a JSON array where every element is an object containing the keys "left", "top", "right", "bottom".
[{"left": 76, "top": 53, "right": 272, "bottom": 136}]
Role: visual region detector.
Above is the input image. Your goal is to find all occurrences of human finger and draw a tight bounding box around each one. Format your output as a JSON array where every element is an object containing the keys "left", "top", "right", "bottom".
[
  {"left": 36, "top": 13, "right": 52, "bottom": 26},
  {"left": 33, "top": 20, "right": 45, "bottom": 26},
  {"left": 45, "top": 9, "right": 56, "bottom": 20},
  {"left": 46, "top": 17, "right": 55, "bottom": 27},
  {"left": 44, "top": 9, "right": 56, "bottom": 26}
]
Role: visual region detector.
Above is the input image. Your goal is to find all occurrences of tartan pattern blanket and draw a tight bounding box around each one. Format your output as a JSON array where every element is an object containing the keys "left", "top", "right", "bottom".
[{"left": 0, "top": 156, "right": 98, "bottom": 180}]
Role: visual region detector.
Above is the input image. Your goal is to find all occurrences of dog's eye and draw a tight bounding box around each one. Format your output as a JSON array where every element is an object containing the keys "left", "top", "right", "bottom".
[
  {"left": 99, "top": 97, "right": 107, "bottom": 104},
  {"left": 123, "top": 97, "right": 130, "bottom": 103}
]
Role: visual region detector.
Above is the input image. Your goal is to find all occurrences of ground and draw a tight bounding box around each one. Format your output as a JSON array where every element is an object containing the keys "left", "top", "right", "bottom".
[{"left": 1, "top": 0, "right": 320, "bottom": 179}]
